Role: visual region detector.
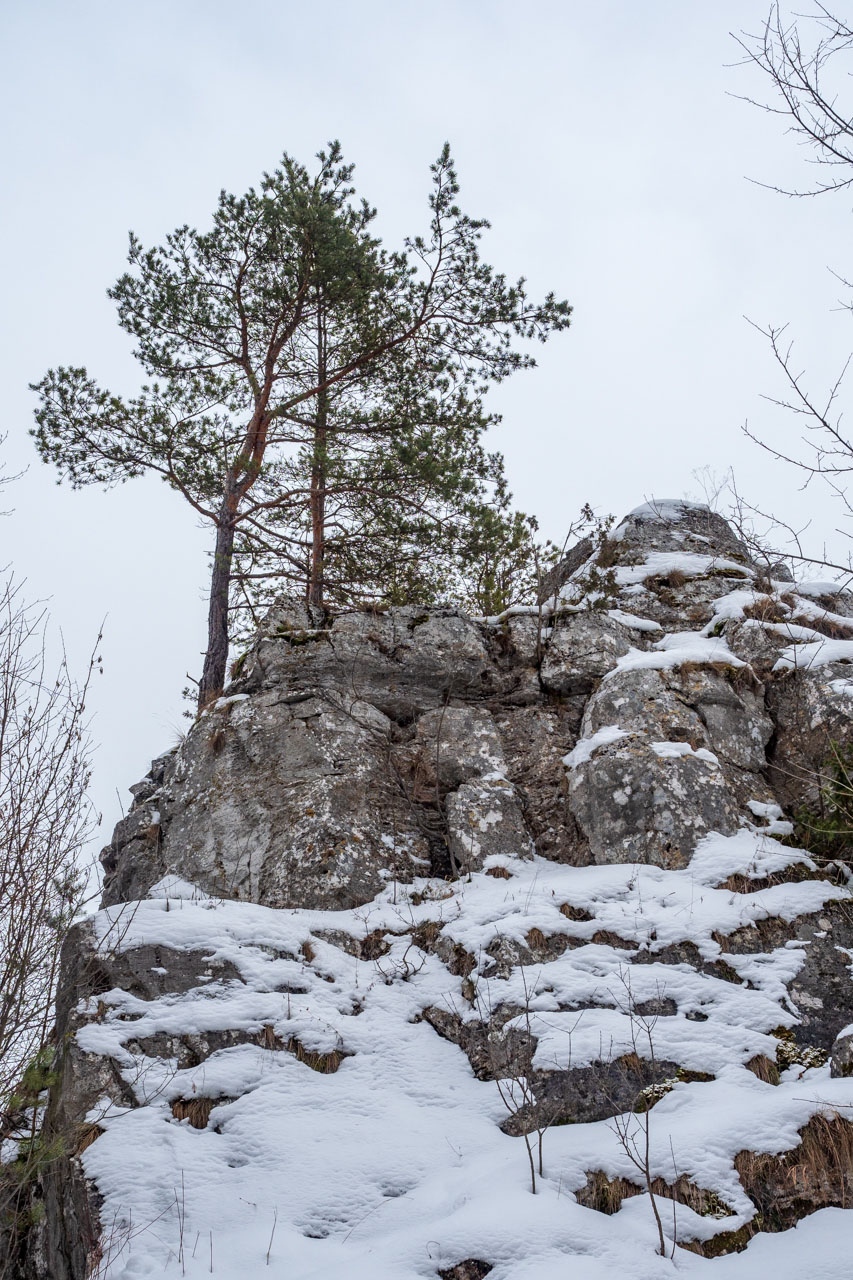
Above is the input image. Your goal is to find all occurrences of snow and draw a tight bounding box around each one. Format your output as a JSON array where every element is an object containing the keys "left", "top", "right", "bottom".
[
  {"left": 768, "top": 634, "right": 850, "bottom": 675},
  {"left": 607, "top": 608, "right": 663, "bottom": 632},
  {"left": 829, "top": 677, "right": 853, "bottom": 698},
  {"left": 626, "top": 499, "right": 711, "bottom": 521},
  {"left": 747, "top": 800, "right": 784, "bottom": 822},
  {"left": 703, "top": 588, "right": 765, "bottom": 626},
  {"left": 614, "top": 553, "right": 752, "bottom": 588},
  {"left": 213, "top": 694, "right": 250, "bottom": 711},
  {"left": 796, "top": 581, "right": 850, "bottom": 598},
  {"left": 650, "top": 741, "right": 720, "bottom": 765},
  {"left": 71, "top": 824, "right": 853, "bottom": 1279},
  {"left": 773, "top": 636, "right": 853, "bottom": 672},
  {"left": 609, "top": 500, "right": 711, "bottom": 542},
  {"left": 746, "top": 801, "right": 795, "bottom": 839},
  {"left": 562, "top": 725, "right": 629, "bottom": 769},
  {"left": 608, "top": 631, "right": 746, "bottom": 678}
]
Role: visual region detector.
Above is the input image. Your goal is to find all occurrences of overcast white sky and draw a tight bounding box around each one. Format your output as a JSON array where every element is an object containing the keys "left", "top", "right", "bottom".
[{"left": 3, "top": 0, "right": 852, "bottom": 865}]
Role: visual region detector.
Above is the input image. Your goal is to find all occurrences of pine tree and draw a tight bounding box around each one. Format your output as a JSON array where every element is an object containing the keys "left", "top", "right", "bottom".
[{"left": 32, "top": 143, "right": 571, "bottom": 706}]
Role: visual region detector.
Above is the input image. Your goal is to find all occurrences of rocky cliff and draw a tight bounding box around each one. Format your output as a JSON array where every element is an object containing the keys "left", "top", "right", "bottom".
[{"left": 10, "top": 500, "right": 853, "bottom": 1279}]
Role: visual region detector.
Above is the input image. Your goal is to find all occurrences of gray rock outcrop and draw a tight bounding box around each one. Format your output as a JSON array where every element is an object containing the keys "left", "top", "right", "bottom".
[{"left": 11, "top": 499, "right": 853, "bottom": 1278}]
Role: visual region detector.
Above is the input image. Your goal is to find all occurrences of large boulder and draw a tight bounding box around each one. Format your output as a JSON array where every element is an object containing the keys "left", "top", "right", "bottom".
[
  {"left": 104, "top": 689, "right": 432, "bottom": 911},
  {"left": 567, "top": 734, "right": 740, "bottom": 868}
]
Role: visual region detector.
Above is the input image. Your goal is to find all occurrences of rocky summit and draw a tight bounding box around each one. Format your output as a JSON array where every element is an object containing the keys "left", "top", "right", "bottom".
[{"left": 11, "top": 500, "right": 853, "bottom": 1280}]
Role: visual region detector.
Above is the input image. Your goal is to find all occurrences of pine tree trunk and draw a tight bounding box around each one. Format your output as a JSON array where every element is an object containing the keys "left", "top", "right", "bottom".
[
  {"left": 308, "top": 440, "right": 326, "bottom": 610},
  {"left": 198, "top": 494, "right": 237, "bottom": 710},
  {"left": 308, "top": 301, "right": 328, "bottom": 611}
]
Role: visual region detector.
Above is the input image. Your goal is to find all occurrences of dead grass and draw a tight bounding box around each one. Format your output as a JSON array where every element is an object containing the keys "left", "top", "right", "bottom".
[
  {"left": 486, "top": 865, "right": 513, "bottom": 880},
  {"left": 559, "top": 902, "right": 594, "bottom": 922},
  {"left": 228, "top": 652, "right": 247, "bottom": 680},
  {"left": 743, "top": 595, "right": 788, "bottom": 624},
  {"left": 715, "top": 862, "right": 817, "bottom": 895},
  {"left": 576, "top": 1168, "right": 733, "bottom": 1220},
  {"left": 171, "top": 1097, "right": 216, "bottom": 1129},
  {"left": 591, "top": 928, "right": 638, "bottom": 950},
  {"left": 360, "top": 929, "right": 391, "bottom": 959},
  {"left": 715, "top": 873, "right": 756, "bottom": 895},
  {"left": 74, "top": 1122, "right": 104, "bottom": 1154},
  {"left": 256, "top": 1023, "right": 284, "bottom": 1051},
  {"left": 743, "top": 1054, "right": 780, "bottom": 1085},
  {"left": 411, "top": 920, "right": 442, "bottom": 950},
  {"left": 705, "top": 566, "right": 750, "bottom": 580},
  {"left": 683, "top": 1112, "right": 853, "bottom": 1256},
  {"left": 734, "top": 1112, "right": 853, "bottom": 1220},
  {"left": 644, "top": 569, "right": 688, "bottom": 594},
  {"left": 685, "top": 658, "right": 761, "bottom": 693},
  {"left": 525, "top": 927, "right": 548, "bottom": 950},
  {"left": 285, "top": 1036, "right": 347, "bottom": 1074},
  {"left": 790, "top": 613, "right": 853, "bottom": 640}
]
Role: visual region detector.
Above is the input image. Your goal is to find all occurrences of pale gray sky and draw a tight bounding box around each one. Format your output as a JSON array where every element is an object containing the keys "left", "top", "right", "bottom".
[{"left": 2, "top": 1, "right": 851, "bottom": 861}]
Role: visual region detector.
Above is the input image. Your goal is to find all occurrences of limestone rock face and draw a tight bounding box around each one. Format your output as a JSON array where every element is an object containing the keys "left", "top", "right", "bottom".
[
  {"left": 539, "top": 612, "right": 633, "bottom": 696},
  {"left": 446, "top": 777, "right": 534, "bottom": 873},
  {"left": 766, "top": 661, "right": 853, "bottom": 811},
  {"left": 18, "top": 499, "right": 853, "bottom": 1279},
  {"left": 567, "top": 736, "right": 741, "bottom": 869},
  {"left": 97, "top": 497, "right": 853, "bottom": 901}
]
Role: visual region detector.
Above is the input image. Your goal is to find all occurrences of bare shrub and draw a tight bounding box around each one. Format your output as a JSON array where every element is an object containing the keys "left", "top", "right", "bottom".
[
  {"left": 0, "top": 562, "right": 99, "bottom": 1273},
  {"left": 0, "top": 576, "right": 99, "bottom": 1107}
]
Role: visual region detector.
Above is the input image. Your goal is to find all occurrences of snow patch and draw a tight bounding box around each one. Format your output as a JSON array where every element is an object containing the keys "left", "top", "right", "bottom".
[{"left": 562, "top": 725, "right": 629, "bottom": 769}]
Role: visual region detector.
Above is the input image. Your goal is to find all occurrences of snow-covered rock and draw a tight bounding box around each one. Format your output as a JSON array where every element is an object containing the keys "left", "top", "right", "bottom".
[{"left": 13, "top": 501, "right": 853, "bottom": 1280}]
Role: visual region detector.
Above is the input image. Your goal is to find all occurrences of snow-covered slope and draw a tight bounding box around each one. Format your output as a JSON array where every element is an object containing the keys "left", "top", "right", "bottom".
[{"left": 74, "top": 837, "right": 853, "bottom": 1280}]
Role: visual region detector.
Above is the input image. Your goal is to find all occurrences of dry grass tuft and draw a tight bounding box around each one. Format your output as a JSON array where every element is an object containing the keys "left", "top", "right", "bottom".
[
  {"left": 74, "top": 1122, "right": 104, "bottom": 1154},
  {"left": 360, "top": 929, "right": 391, "bottom": 959},
  {"left": 411, "top": 920, "right": 442, "bottom": 950},
  {"left": 486, "top": 865, "right": 513, "bottom": 880},
  {"left": 715, "top": 873, "right": 755, "bottom": 895},
  {"left": 576, "top": 1168, "right": 733, "bottom": 1221},
  {"left": 171, "top": 1097, "right": 216, "bottom": 1129},
  {"left": 591, "top": 928, "right": 638, "bottom": 950},
  {"left": 286, "top": 1036, "right": 347, "bottom": 1074},
  {"left": 525, "top": 927, "right": 548, "bottom": 950},
  {"left": 744, "top": 1054, "right": 780, "bottom": 1085},
  {"left": 256, "top": 1023, "right": 284, "bottom": 1051},
  {"left": 743, "top": 595, "right": 788, "bottom": 624},
  {"left": 734, "top": 1112, "right": 853, "bottom": 1223},
  {"left": 559, "top": 902, "right": 594, "bottom": 922},
  {"left": 677, "top": 1112, "right": 853, "bottom": 1256},
  {"left": 644, "top": 569, "right": 688, "bottom": 594}
]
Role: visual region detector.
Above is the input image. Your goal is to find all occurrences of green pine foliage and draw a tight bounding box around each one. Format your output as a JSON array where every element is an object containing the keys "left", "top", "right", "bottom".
[{"left": 31, "top": 142, "right": 571, "bottom": 699}]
